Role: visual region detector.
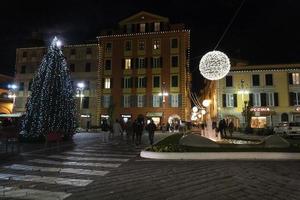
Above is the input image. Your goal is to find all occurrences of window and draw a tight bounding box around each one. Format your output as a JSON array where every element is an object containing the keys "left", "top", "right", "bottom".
[
  {"left": 70, "top": 49, "right": 76, "bottom": 55},
  {"left": 85, "top": 63, "right": 91, "bottom": 72},
  {"left": 153, "top": 40, "right": 160, "bottom": 50},
  {"left": 153, "top": 95, "right": 161, "bottom": 107},
  {"left": 266, "top": 92, "right": 274, "bottom": 106},
  {"left": 138, "top": 58, "right": 145, "bottom": 68},
  {"left": 21, "top": 65, "right": 26, "bottom": 74},
  {"left": 292, "top": 73, "right": 300, "bottom": 85},
  {"left": 82, "top": 97, "right": 89, "bottom": 109},
  {"left": 105, "top": 60, "right": 112, "bottom": 70},
  {"left": 22, "top": 52, "right": 27, "bottom": 57},
  {"left": 19, "top": 82, "right": 24, "bottom": 91},
  {"left": 265, "top": 74, "right": 273, "bottom": 86},
  {"left": 226, "top": 94, "right": 234, "bottom": 107},
  {"left": 137, "top": 77, "right": 147, "bottom": 88},
  {"left": 138, "top": 41, "right": 145, "bottom": 51},
  {"left": 123, "top": 95, "right": 130, "bottom": 108},
  {"left": 153, "top": 76, "right": 160, "bottom": 88},
  {"left": 125, "top": 41, "right": 132, "bottom": 51},
  {"left": 290, "top": 92, "right": 300, "bottom": 106},
  {"left": 154, "top": 22, "right": 160, "bottom": 32},
  {"left": 86, "top": 48, "right": 92, "bottom": 55},
  {"left": 171, "top": 94, "right": 179, "bottom": 107},
  {"left": 253, "top": 93, "right": 261, "bottom": 106},
  {"left": 137, "top": 95, "right": 145, "bottom": 107},
  {"left": 125, "top": 59, "right": 131, "bottom": 70},
  {"left": 103, "top": 95, "right": 110, "bottom": 108},
  {"left": 70, "top": 64, "right": 75, "bottom": 72},
  {"left": 123, "top": 77, "right": 132, "bottom": 88},
  {"left": 252, "top": 74, "right": 260, "bottom": 86},
  {"left": 126, "top": 24, "right": 132, "bottom": 33},
  {"left": 104, "top": 78, "right": 111, "bottom": 89},
  {"left": 171, "top": 38, "right": 178, "bottom": 48},
  {"left": 171, "top": 75, "right": 178, "bottom": 87},
  {"left": 152, "top": 57, "right": 161, "bottom": 68},
  {"left": 105, "top": 43, "right": 112, "bottom": 53},
  {"left": 226, "top": 76, "right": 233, "bottom": 87},
  {"left": 140, "top": 23, "right": 146, "bottom": 32},
  {"left": 171, "top": 56, "right": 178, "bottom": 67}
]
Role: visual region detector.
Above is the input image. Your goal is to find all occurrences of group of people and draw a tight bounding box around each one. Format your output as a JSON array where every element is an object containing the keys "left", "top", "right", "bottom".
[
  {"left": 212, "top": 119, "right": 235, "bottom": 138},
  {"left": 100, "top": 118, "right": 157, "bottom": 146}
]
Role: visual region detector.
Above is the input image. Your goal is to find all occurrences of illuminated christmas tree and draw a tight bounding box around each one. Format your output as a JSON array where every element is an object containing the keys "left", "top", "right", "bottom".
[{"left": 21, "top": 37, "right": 76, "bottom": 141}]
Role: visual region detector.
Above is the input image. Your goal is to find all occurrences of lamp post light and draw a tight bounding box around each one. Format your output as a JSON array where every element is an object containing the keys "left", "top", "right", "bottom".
[
  {"left": 8, "top": 84, "right": 18, "bottom": 112},
  {"left": 238, "top": 80, "right": 249, "bottom": 128},
  {"left": 76, "top": 82, "right": 85, "bottom": 127}
]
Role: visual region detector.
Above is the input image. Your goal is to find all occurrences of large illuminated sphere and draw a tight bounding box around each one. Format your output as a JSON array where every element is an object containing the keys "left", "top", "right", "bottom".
[
  {"left": 192, "top": 106, "right": 198, "bottom": 113},
  {"left": 202, "top": 99, "right": 210, "bottom": 107},
  {"left": 199, "top": 50, "right": 230, "bottom": 80}
]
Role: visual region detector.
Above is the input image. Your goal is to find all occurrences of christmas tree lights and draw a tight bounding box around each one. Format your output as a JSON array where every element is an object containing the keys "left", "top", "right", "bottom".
[{"left": 21, "top": 37, "right": 76, "bottom": 141}]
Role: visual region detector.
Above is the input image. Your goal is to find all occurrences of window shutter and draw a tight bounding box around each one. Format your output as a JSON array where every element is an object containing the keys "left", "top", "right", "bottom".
[
  {"left": 145, "top": 23, "right": 149, "bottom": 32},
  {"left": 160, "top": 96, "right": 163, "bottom": 107},
  {"left": 160, "top": 22, "right": 164, "bottom": 31},
  {"left": 222, "top": 94, "right": 226, "bottom": 107},
  {"left": 121, "top": 78, "right": 124, "bottom": 88},
  {"left": 121, "top": 95, "right": 124, "bottom": 107},
  {"left": 101, "top": 96, "right": 104, "bottom": 107},
  {"left": 160, "top": 57, "right": 163, "bottom": 68},
  {"left": 135, "top": 58, "right": 139, "bottom": 68},
  {"left": 102, "top": 78, "right": 105, "bottom": 89},
  {"left": 135, "top": 77, "right": 138, "bottom": 88},
  {"left": 150, "top": 23, "right": 154, "bottom": 32},
  {"left": 110, "top": 78, "right": 113, "bottom": 88},
  {"left": 149, "top": 95, "right": 153, "bottom": 107},
  {"left": 169, "top": 95, "right": 172, "bottom": 107},
  {"left": 288, "top": 73, "right": 293, "bottom": 84},
  {"left": 260, "top": 93, "right": 267, "bottom": 106},
  {"left": 130, "top": 78, "right": 133, "bottom": 88},
  {"left": 131, "top": 58, "right": 134, "bottom": 69},
  {"left": 110, "top": 95, "right": 113, "bottom": 107},
  {"left": 249, "top": 93, "right": 253, "bottom": 106},
  {"left": 289, "top": 92, "right": 295, "bottom": 106},
  {"left": 143, "top": 95, "right": 147, "bottom": 107},
  {"left": 150, "top": 57, "right": 153, "bottom": 68},
  {"left": 131, "top": 24, "right": 136, "bottom": 33},
  {"left": 179, "top": 94, "right": 182, "bottom": 107},
  {"left": 145, "top": 58, "right": 148, "bottom": 68},
  {"left": 136, "top": 24, "right": 140, "bottom": 33},
  {"left": 123, "top": 25, "right": 127, "bottom": 33},
  {"left": 144, "top": 77, "right": 147, "bottom": 87},
  {"left": 233, "top": 94, "right": 237, "bottom": 107},
  {"left": 274, "top": 93, "right": 279, "bottom": 106},
  {"left": 122, "top": 59, "right": 125, "bottom": 69}
]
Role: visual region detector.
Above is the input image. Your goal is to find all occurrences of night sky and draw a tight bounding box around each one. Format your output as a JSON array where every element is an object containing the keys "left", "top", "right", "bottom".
[{"left": 1, "top": 0, "right": 300, "bottom": 92}]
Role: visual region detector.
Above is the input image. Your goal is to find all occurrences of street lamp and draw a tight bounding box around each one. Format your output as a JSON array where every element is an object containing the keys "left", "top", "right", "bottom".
[
  {"left": 76, "top": 82, "right": 85, "bottom": 127},
  {"left": 238, "top": 80, "right": 249, "bottom": 127},
  {"left": 8, "top": 84, "right": 18, "bottom": 112}
]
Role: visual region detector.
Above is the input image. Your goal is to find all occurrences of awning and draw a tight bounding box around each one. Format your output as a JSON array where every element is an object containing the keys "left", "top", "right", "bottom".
[
  {"left": 0, "top": 113, "right": 23, "bottom": 118},
  {"left": 146, "top": 112, "right": 163, "bottom": 117}
]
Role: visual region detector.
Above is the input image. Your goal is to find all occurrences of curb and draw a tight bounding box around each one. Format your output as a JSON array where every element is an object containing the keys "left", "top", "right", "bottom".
[{"left": 140, "top": 150, "right": 300, "bottom": 160}]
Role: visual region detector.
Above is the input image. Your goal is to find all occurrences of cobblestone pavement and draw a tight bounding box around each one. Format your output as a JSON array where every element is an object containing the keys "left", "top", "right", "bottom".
[{"left": 1, "top": 132, "right": 300, "bottom": 200}]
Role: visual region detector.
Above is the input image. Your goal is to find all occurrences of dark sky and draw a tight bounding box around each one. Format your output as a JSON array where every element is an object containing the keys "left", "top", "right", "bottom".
[{"left": 1, "top": 0, "right": 300, "bottom": 91}]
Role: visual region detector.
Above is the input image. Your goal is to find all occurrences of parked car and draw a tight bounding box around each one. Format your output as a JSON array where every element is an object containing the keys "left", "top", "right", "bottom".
[{"left": 273, "top": 122, "right": 300, "bottom": 137}]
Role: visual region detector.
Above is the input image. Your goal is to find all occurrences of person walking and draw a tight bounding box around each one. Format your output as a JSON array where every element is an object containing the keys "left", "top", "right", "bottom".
[
  {"left": 135, "top": 118, "right": 144, "bottom": 146},
  {"left": 146, "top": 119, "right": 156, "bottom": 146},
  {"left": 218, "top": 119, "right": 224, "bottom": 138},
  {"left": 101, "top": 119, "right": 110, "bottom": 142},
  {"left": 112, "top": 119, "right": 123, "bottom": 139},
  {"left": 228, "top": 120, "right": 234, "bottom": 137},
  {"left": 125, "top": 119, "right": 133, "bottom": 143}
]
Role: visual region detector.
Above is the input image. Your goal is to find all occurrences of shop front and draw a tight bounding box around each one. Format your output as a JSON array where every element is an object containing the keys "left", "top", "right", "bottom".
[
  {"left": 250, "top": 107, "right": 275, "bottom": 128},
  {"left": 121, "top": 114, "right": 132, "bottom": 123},
  {"left": 146, "top": 112, "right": 163, "bottom": 126},
  {"left": 291, "top": 106, "right": 300, "bottom": 122},
  {"left": 80, "top": 114, "right": 91, "bottom": 129}
]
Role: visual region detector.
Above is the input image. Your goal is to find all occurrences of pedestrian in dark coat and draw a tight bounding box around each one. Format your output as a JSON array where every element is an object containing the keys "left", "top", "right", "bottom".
[{"left": 146, "top": 120, "right": 156, "bottom": 145}]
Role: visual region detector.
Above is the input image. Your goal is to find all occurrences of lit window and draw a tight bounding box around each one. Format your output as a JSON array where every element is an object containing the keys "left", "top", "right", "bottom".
[
  {"left": 253, "top": 93, "right": 261, "bottom": 106},
  {"left": 226, "top": 93, "right": 234, "bottom": 107},
  {"left": 104, "top": 78, "right": 111, "bottom": 89},
  {"left": 292, "top": 73, "right": 300, "bottom": 85},
  {"left": 140, "top": 23, "right": 146, "bottom": 32},
  {"left": 123, "top": 77, "right": 132, "bottom": 88},
  {"left": 153, "top": 95, "right": 161, "bottom": 107},
  {"left": 153, "top": 40, "right": 160, "bottom": 50},
  {"left": 123, "top": 95, "right": 130, "bottom": 108},
  {"left": 137, "top": 77, "right": 146, "bottom": 88},
  {"left": 154, "top": 22, "right": 160, "bottom": 32},
  {"left": 138, "top": 58, "right": 145, "bottom": 68},
  {"left": 125, "top": 59, "right": 131, "bottom": 70},
  {"left": 171, "top": 94, "right": 179, "bottom": 107},
  {"left": 267, "top": 92, "right": 274, "bottom": 106},
  {"left": 137, "top": 95, "right": 144, "bottom": 107},
  {"left": 152, "top": 57, "right": 161, "bottom": 68}
]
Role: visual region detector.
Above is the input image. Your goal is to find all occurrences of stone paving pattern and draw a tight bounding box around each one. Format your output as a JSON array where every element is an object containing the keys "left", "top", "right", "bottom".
[{"left": 0, "top": 132, "right": 300, "bottom": 200}]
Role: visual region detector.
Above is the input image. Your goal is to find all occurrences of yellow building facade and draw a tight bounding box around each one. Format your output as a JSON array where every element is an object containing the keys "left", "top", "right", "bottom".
[{"left": 209, "top": 64, "right": 300, "bottom": 128}]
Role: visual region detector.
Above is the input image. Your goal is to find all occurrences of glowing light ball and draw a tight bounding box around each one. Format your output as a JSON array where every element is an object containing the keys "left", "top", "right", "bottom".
[
  {"left": 202, "top": 99, "right": 210, "bottom": 107},
  {"left": 192, "top": 106, "right": 198, "bottom": 113},
  {"left": 199, "top": 51, "right": 230, "bottom": 80}
]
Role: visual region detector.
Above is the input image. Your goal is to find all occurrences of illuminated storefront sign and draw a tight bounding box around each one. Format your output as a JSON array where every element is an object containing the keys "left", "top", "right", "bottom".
[
  {"left": 81, "top": 114, "right": 91, "bottom": 118},
  {"left": 250, "top": 107, "right": 270, "bottom": 112},
  {"left": 251, "top": 116, "right": 266, "bottom": 128}
]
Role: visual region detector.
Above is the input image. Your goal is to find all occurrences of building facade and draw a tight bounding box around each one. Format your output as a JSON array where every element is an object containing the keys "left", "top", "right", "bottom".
[
  {"left": 97, "top": 11, "right": 191, "bottom": 126},
  {"left": 0, "top": 74, "right": 14, "bottom": 114},
  {"left": 14, "top": 44, "right": 98, "bottom": 128},
  {"left": 213, "top": 64, "right": 300, "bottom": 128}
]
